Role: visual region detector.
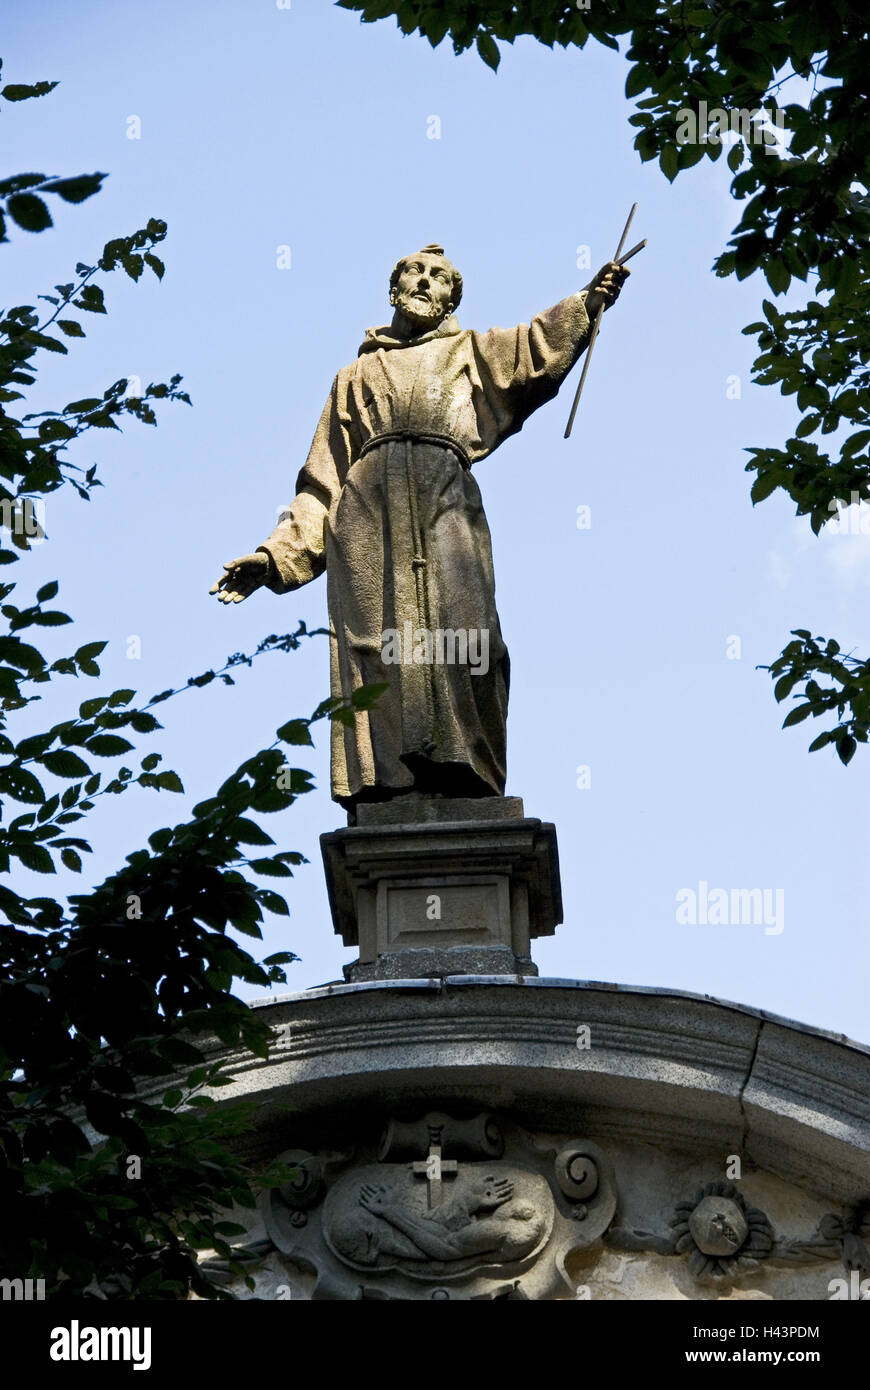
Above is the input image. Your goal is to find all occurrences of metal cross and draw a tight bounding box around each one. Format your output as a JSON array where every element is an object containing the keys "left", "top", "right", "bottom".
[
  {"left": 412, "top": 1143, "right": 458, "bottom": 1208},
  {"left": 564, "top": 202, "right": 647, "bottom": 438}
]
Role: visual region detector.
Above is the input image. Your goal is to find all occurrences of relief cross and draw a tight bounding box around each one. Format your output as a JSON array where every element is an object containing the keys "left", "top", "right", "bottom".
[{"left": 412, "top": 1143, "right": 458, "bottom": 1208}]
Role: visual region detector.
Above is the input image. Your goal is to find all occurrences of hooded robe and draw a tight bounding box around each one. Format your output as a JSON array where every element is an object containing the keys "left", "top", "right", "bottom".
[{"left": 258, "top": 290, "right": 592, "bottom": 808}]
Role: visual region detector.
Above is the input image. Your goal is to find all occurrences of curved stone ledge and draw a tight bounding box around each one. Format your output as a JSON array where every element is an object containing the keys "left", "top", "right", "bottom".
[{"left": 170, "top": 977, "right": 869, "bottom": 1206}]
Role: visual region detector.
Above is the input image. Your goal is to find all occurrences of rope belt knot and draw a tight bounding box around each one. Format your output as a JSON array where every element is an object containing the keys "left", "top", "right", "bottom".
[{"left": 357, "top": 430, "right": 472, "bottom": 472}]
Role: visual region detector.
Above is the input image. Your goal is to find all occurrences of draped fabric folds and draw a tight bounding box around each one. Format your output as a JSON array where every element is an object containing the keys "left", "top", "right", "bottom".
[{"left": 258, "top": 291, "right": 592, "bottom": 807}]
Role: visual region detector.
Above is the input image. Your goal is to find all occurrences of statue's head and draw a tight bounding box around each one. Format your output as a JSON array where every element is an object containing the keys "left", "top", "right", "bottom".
[{"left": 389, "top": 244, "right": 463, "bottom": 330}]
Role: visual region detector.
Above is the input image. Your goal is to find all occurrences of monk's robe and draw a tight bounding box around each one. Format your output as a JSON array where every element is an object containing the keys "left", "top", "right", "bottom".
[{"left": 257, "top": 290, "right": 592, "bottom": 808}]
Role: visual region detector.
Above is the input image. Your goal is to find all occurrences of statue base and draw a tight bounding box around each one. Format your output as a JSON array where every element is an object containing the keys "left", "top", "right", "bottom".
[{"left": 320, "top": 796, "right": 562, "bottom": 982}]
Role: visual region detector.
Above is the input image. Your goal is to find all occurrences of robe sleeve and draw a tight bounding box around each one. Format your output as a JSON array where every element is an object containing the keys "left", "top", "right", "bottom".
[
  {"left": 470, "top": 290, "right": 593, "bottom": 449},
  {"left": 256, "top": 375, "right": 353, "bottom": 594}
]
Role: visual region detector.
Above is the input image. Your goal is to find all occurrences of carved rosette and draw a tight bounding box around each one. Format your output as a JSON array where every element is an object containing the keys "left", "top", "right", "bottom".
[
  {"left": 670, "top": 1181, "right": 773, "bottom": 1283},
  {"left": 260, "top": 1112, "right": 617, "bottom": 1300}
]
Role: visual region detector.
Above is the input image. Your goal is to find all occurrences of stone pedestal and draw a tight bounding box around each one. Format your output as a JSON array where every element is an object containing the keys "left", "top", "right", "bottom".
[{"left": 320, "top": 796, "right": 562, "bottom": 982}]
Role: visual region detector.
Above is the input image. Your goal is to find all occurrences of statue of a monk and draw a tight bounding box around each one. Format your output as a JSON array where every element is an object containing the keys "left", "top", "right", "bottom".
[{"left": 211, "top": 246, "right": 628, "bottom": 809}]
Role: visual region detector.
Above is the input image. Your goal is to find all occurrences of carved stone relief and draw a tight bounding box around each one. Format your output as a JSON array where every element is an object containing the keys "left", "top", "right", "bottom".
[{"left": 259, "top": 1111, "right": 616, "bottom": 1300}]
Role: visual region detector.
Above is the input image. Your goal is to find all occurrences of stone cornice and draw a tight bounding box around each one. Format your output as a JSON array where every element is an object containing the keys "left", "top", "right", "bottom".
[{"left": 151, "top": 978, "right": 870, "bottom": 1204}]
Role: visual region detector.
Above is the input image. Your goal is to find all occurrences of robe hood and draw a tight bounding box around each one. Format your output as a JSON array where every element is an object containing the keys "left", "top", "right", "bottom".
[{"left": 358, "top": 313, "right": 462, "bottom": 355}]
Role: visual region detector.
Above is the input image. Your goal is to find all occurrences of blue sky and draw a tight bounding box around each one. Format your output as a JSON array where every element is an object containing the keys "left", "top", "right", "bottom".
[{"left": 4, "top": 0, "right": 868, "bottom": 1041}]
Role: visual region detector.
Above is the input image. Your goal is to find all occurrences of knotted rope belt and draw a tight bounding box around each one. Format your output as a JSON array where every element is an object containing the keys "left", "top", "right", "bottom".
[{"left": 357, "top": 429, "right": 473, "bottom": 472}]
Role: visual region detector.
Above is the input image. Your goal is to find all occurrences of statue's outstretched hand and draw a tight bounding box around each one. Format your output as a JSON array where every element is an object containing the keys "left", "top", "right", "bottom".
[
  {"left": 584, "top": 260, "right": 630, "bottom": 318},
  {"left": 210, "top": 551, "right": 272, "bottom": 604}
]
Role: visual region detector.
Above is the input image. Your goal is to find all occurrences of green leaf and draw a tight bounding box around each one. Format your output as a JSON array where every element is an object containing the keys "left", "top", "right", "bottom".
[
  {"left": 37, "top": 792, "right": 60, "bottom": 822},
  {"left": 0, "top": 765, "right": 45, "bottom": 803},
  {"left": 129, "top": 712, "right": 160, "bottom": 733},
  {"left": 659, "top": 144, "right": 679, "bottom": 182},
  {"left": 34, "top": 610, "right": 72, "bottom": 626},
  {"left": 229, "top": 914, "right": 263, "bottom": 938},
  {"left": 836, "top": 734, "right": 856, "bottom": 765},
  {"left": 75, "top": 640, "right": 108, "bottom": 662},
  {"left": 61, "top": 848, "right": 82, "bottom": 872},
  {"left": 0, "top": 172, "right": 46, "bottom": 195},
  {"left": 808, "top": 730, "right": 835, "bottom": 752},
  {"left": 256, "top": 889, "right": 289, "bottom": 916},
  {"left": 0, "top": 637, "right": 45, "bottom": 672},
  {"left": 41, "top": 749, "right": 92, "bottom": 778},
  {"left": 156, "top": 770, "right": 183, "bottom": 793},
  {"left": 842, "top": 430, "right": 870, "bottom": 458},
  {"left": 85, "top": 734, "right": 134, "bottom": 756},
  {"left": 25, "top": 332, "right": 67, "bottom": 356},
  {"left": 1, "top": 81, "right": 59, "bottom": 102},
  {"left": 83, "top": 411, "right": 120, "bottom": 430},
  {"left": 17, "top": 844, "right": 55, "bottom": 873},
  {"left": 42, "top": 173, "right": 105, "bottom": 203},
  {"left": 15, "top": 732, "right": 54, "bottom": 759},
  {"left": 144, "top": 252, "right": 164, "bottom": 280},
  {"left": 475, "top": 31, "right": 500, "bottom": 70},
  {"left": 796, "top": 384, "right": 828, "bottom": 412},
  {"left": 7, "top": 193, "right": 52, "bottom": 232},
  {"left": 750, "top": 473, "right": 780, "bottom": 504},
  {"left": 79, "top": 696, "right": 109, "bottom": 718},
  {"left": 231, "top": 818, "right": 274, "bottom": 846},
  {"left": 249, "top": 858, "right": 293, "bottom": 876},
  {"left": 625, "top": 65, "right": 649, "bottom": 99},
  {"left": 73, "top": 284, "right": 106, "bottom": 314},
  {"left": 348, "top": 682, "right": 387, "bottom": 711},
  {"left": 773, "top": 673, "right": 800, "bottom": 702},
  {"left": 764, "top": 258, "right": 790, "bottom": 295},
  {"left": 276, "top": 718, "right": 313, "bottom": 745},
  {"left": 56, "top": 319, "right": 85, "bottom": 338},
  {"left": 678, "top": 142, "right": 706, "bottom": 170},
  {"left": 36, "top": 580, "right": 59, "bottom": 602},
  {"left": 783, "top": 703, "right": 814, "bottom": 727}
]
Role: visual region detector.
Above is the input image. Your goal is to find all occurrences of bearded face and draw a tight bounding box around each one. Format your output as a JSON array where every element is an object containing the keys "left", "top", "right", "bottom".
[{"left": 390, "top": 251, "right": 456, "bottom": 329}]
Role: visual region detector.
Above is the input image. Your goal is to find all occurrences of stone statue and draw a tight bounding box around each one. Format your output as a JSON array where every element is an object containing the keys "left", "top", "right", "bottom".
[{"left": 211, "top": 245, "right": 629, "bottom": 808}]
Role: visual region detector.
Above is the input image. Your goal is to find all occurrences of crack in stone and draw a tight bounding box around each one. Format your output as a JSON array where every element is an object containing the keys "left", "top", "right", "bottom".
[{"left": 738, "top": 1018, "right": 765, "bottom": 1155}]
